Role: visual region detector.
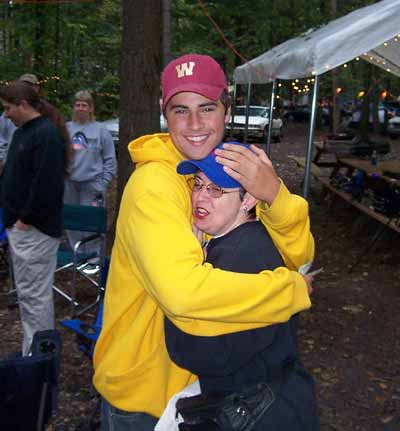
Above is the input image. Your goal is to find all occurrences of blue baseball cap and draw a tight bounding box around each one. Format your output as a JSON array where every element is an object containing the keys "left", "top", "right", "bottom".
[{"left": 177, "top": 142, "right": 250, "bottom": 188}]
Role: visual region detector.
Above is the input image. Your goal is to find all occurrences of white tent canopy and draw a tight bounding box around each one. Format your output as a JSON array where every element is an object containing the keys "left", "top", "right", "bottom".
[{"left": 234, "top": 0, "right": 400, "bottom": 83}]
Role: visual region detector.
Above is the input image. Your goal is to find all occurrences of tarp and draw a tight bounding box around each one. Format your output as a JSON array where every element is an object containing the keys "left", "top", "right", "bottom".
[{"left": 234, "top": 0, "right": 400, "bottom": 83}]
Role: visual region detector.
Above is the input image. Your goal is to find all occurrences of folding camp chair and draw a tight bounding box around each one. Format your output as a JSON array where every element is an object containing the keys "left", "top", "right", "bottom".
[
  {"left": 53, "top": 203, "right": 107, "bottom": 316},
  {"left": 0, "top": 329, "right": 62, "bottom": 431},
  {"left": 60, "top": 257, "right": 109, "bottom": 359}
]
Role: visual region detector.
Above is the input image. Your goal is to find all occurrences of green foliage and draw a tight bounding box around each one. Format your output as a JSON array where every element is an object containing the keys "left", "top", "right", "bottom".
[
  {"left": 0, "top": 0, "right": 398, "bottom": 121},
  {"left": 170, "top": 0, "right": 399, "bottom": 110},
  {"left": 0, "top": 0, "right": 121, "bottom": 119}
]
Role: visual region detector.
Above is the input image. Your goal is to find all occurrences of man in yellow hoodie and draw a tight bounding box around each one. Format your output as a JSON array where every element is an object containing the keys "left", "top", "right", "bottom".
[{"left": 94, "top": 54, "right": 315, "bottom": 430}]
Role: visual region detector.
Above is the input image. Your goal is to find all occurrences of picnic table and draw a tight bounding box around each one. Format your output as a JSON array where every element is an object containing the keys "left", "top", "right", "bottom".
[
  {"left": 289, "top": 150, "right": 400, "bottom": 269},
  {"left": 317, "top": 157, "right": 400, "bottom": 231},
  {"left": 337, "top": 158, "right": 400, "bottom": 183}
]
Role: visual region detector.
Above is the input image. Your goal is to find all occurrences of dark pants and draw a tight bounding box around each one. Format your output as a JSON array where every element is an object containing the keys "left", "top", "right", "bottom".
[{"left": 100, "top": 397, "right": 158, "bottom": 431}]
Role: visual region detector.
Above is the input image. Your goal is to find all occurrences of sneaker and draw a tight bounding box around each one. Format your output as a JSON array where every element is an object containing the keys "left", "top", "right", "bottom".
[{"left": 82, "top": 264, "right": 100, "bottom": 275}]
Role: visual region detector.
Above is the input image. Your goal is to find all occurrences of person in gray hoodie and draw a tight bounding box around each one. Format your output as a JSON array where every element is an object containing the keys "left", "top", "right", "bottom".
[{"left": 65, "top": 90, "right": 117, "bottom": 272}]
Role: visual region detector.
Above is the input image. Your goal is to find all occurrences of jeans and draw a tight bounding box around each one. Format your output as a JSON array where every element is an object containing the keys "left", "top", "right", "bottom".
[{"left": 101, "top": 397, "right": 158, "bottom": 431}]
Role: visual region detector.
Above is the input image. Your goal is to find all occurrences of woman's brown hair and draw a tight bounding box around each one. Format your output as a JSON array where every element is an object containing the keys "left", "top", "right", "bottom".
[{"left": 0, "top": 81, "right": 72, "bottom": 176}]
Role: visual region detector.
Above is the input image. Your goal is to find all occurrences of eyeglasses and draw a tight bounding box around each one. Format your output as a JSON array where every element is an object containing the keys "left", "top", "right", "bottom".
[{"left": 187, "top": 177, "right": 239, "bottom": 199}]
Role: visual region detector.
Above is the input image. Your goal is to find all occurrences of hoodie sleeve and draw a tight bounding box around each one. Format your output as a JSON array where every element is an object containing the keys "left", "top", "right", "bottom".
[
  {"left": 100, "top": 126, "right": 117, "bottom": 184},
  {"left": 258, "top": 181, "right": 315, "bottom": 270},
  {"left": 118, "top": 163, "right": 311, "bottom": 337}
]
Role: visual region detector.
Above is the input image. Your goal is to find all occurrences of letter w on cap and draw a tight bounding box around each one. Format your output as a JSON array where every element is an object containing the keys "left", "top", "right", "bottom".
[{"left": 176, "top": 61, "right": 195, "bottom": 78}]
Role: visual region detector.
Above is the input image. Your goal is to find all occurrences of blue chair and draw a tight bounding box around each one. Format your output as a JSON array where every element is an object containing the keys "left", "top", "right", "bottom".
[
  {"left": 53, "top": 204, "right": 108, "bottom": 316},
  {"left": 0, "top": 330, "right": 62, "bottom": 430},
  {"left": 60, "top": 257, "right": 109, "bottom": 359}
]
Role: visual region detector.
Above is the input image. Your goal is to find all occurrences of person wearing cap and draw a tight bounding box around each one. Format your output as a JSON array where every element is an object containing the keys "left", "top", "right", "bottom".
[
  {"left": 64, "top": 90, "right": 116, "bottom": 273},
  {"left": 93, "top": 54, "right": 314, "bottom": 430},
  {"left": 158, "top": 143, "right": 319, "bottom": 430}
]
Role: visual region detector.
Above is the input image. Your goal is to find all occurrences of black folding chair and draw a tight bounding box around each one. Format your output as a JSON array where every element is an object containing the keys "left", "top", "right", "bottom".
[
  {"left": 53, "top": 204, "right": 107, "bottom": 316},
  {"left": 60, "top": 257, "right": 109, "bottom": 359},
  {"left": 0, "top": 330, "right": 62, "bottom": 431}
]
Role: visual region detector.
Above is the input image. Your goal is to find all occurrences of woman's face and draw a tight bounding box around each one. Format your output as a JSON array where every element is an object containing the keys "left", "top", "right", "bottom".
[{"left": 191, "top": 171, "right": 242, "bottom": 236}]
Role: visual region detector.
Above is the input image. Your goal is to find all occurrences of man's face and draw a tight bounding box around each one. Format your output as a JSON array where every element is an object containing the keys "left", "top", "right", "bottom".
[
  {"left": 1, "top": 100, "right": 26, "bottom": 126},
  {"left": 164, "top": 92, "right": 230, "bottom": 160},
  {"left": 73, "top": 100, "right": 93, "bottom": 123}
]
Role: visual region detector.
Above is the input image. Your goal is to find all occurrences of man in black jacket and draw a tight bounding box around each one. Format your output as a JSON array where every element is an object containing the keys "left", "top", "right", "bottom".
[{"left": 0, "top": 81, "right": 66, "bottom": 355}]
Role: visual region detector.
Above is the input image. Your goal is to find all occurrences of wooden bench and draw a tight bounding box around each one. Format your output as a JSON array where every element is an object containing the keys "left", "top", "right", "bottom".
[{"left": 317, "top": 176, "right": 400, "bottom": 234}]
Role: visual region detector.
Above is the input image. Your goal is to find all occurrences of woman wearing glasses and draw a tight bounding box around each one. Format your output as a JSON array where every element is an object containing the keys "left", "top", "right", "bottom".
[{"left": 163, "top": 142, "right": 319, "bottom": 431}]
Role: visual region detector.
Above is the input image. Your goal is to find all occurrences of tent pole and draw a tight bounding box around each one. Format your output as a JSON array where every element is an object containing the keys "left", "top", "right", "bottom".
[
  {"left": 244, "top": 83, "right": 252, "bottom": 143},
  {"left": 265, "top": 80, "right": 277, "bottom": 156},
  {"left": 230, "top": 84, "right": 237, "bottom": 140},
  {"left": 303, "top": 74, "right": 320, "bottom": 198}
]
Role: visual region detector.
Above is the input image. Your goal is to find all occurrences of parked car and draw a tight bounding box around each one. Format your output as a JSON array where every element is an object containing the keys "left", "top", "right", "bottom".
[
  {"left": 388, "top": 115, "right": 400, "bottom": 138},
  {"left": 349, "top": 102, "right": 399, "bottom": 128},
  {"left": 284, "top": 104, "right": 330, "bottom": 125},
  {"left": 102, "top": 118, "right": 119, "bottom": 146},
  {"left": 381, "top": 100, "right": 400, "bottom": 118},
  {"left": 284, "top": 105, "right": 311, "bottom": 122},
  {"left": 103, "top": 114, "right": 168, "bottom": 147},
  {"left": 225, "top": 105, "right": 282, "bottom": 142}
]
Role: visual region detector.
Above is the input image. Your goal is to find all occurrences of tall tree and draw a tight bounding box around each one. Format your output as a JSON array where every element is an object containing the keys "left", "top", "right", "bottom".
[
  {"left": 162, "top": 0, "right": 172, "bottom": 67},
  {"left": 118, "top": 0, "right": 162, "bottom": 202}
]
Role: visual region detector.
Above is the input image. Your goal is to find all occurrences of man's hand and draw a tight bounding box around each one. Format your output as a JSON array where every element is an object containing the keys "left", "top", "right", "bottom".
[
  {"left": 214, "top": 143, "right": 280, "bottom": 205},
  {"left": 15, "top": 219, "right": 30, "bottom": 231},
  {"left": 302, "top": 274, "right": 314, "bottom": 296}
]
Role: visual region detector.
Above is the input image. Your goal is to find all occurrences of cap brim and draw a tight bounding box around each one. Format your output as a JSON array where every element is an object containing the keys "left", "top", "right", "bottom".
[
  {"left": 163, "top": 83, "right": 224, "bottom": 108},
  {"left": 177, "top": 157, "right": 241, "bottom": 189}
]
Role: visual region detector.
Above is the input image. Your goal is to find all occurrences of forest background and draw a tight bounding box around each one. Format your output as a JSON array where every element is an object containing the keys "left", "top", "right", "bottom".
[{"left": 0, "top": 0, "right": 399, "bottom": 193}]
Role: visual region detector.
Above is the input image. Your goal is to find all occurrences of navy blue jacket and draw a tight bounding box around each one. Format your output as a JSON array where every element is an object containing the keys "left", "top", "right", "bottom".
[{"left": 165, "top": 221, "right": 319, "bottom": 430}]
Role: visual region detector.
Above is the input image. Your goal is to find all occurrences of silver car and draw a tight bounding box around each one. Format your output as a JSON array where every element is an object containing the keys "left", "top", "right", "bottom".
[{"left": 225, "top": 105, "right": 282, "bottom": 142}]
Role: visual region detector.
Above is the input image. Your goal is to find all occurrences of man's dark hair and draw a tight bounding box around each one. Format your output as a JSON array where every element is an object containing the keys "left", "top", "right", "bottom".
[
  {"left": 220, "top": 89, "right": 231, "bottom": 113},
  {"left": 0, "top": 81, "right": 40, "bottom": 110}
]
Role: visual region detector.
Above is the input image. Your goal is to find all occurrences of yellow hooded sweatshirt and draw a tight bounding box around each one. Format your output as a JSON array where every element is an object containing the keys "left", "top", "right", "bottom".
[{"left": 93, "top": 133, "right": 314, "bottom": 417}]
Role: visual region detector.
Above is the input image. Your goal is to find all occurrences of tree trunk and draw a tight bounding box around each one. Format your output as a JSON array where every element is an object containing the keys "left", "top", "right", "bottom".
[
  {"left": 162, "top": 0, "right": 172, "bottom": 68},
  {"left": 33, "top": 4, "right": 46, "bottom": 72},
  {"left": 118, "top": 0, "right": 162, "bottom": 204}
]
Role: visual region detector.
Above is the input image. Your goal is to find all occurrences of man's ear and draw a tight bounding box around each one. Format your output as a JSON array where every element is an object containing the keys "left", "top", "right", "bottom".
[{"left": 241, "top": 192, "right": 258, "bottom": 212}]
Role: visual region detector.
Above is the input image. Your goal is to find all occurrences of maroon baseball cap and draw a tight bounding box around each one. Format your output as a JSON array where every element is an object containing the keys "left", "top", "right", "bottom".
[{"left": 161, "top": 54, "right": 228, "bottom": 108}]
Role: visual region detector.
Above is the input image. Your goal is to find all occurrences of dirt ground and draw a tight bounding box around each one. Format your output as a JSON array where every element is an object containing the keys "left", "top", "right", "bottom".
[{"left": 0, "top": 122, "right": 399, "bottom": 430}]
